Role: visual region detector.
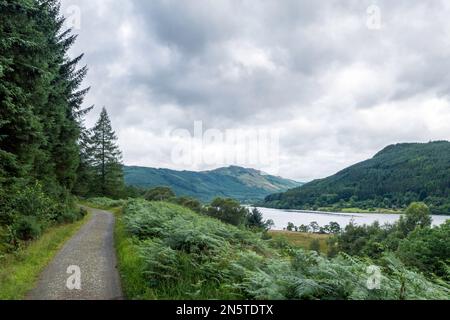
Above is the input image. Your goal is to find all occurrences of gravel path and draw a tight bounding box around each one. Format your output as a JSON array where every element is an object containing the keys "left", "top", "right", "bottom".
[{"left": 27, "top": 207, "right": 123, "bottom": 300}]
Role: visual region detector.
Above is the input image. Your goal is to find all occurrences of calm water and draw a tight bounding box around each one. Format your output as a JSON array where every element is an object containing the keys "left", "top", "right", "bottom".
[{"left": 256, "top": 207, "right": 450, "bottom": 231}]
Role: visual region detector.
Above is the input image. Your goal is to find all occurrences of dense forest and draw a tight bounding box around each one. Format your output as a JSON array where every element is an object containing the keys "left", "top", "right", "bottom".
[
  {"left": 264, "top": 141, "right": 450, "bottom": 214},
  {"left": 124, "top": 165, "right": 302, "bottom": 202},
  {"left": 0, "top": 0, "right": 123, "bottom": 250}
]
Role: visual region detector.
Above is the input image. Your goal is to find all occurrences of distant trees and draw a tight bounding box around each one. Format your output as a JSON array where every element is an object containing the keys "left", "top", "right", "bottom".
[
  {"left": 285, "top": 221, "right": 341, "bottom": 235},
  {"left": 144, "top": 187, "right": 176, "bottom": 202},
  {"left": 330, "top": 202, "right": 449, "bottom": 279}
]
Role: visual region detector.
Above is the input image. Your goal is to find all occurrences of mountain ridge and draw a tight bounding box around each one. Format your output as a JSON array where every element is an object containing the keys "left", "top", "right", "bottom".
[
  {"left": 263, "top": 141, "right": 450, "bottom": 214},
  {"left": 124, "top": 165, "right": 303, "bottom": 203}
]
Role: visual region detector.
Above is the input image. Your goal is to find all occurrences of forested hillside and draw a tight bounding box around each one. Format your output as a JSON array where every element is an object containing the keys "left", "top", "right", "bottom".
[
  {"left": 264, "top": 141, "right": 450, "bottom": 214},
  {"left": 124, "top": 165, "right": 302, "bottom": 202},
  {"left": 0, "top": 0, "right": 124, "bottom": 250}
]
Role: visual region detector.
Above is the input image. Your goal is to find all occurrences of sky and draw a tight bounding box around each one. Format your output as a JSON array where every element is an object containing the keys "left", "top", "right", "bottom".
[{"left": 60, "top": 0, "right": 450, "bottom": 182}]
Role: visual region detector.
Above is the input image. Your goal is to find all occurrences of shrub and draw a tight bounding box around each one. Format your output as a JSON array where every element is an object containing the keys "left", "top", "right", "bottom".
[
  {"left": 144, "top": 187, "right": 175, "bottom": 202},
  {"left": 205, "top": 198, "right": 248, "bottom": 226},
  {"left": 309, "top": 239, "right": 321, "bottom": 253},
  {"left": 173, "top": 197, "right": 202, "bottom": 213},
  {"left": 12, "top": 216, "right": 44, "bottom": 241}
]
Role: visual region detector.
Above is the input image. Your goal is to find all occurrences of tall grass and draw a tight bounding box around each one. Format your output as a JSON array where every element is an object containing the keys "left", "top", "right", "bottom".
[{"left": 119, "top": 199, "right": 449, "bottom": 300}]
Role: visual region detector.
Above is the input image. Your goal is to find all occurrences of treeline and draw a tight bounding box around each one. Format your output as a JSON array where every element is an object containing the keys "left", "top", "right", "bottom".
[
  {"left": 282, "top": 202, "right": 449, "bottom": 282},
  {"left": 0, "top": 1, "right": 124, "bottom": 250},
  {"left": 264, "top": 141, "right": 450, "bottom": 214},
  {"left": 329, "top": 203, "right": 450, "bottom": 282}
]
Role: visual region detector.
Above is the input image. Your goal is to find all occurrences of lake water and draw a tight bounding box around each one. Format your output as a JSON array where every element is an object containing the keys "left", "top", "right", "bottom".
[{"left": 256, "top": 207, "right": 450, "bottom": 231}]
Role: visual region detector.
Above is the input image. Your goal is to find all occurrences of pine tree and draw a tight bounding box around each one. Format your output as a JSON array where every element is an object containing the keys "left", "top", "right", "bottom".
[{"left": 90, "top": 107, "right": 124, "bottom": 198}]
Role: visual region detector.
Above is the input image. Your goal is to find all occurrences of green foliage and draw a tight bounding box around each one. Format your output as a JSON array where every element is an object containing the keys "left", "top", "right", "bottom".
[
  {"left": 264, "top": 141, "right": 450, "bottom": 214},
  {"left": 119, "top": 199, "right": 449, "bottom": 300},
  {"left": 205, "top": 198, "right": 249, "bottom": 226},
  {"left": 397, "top": 202, "right": 432, "bottom": 235},
  {"left": 397, "top": 220, "right": 450, "bottom": 280},
  {"left": 246, "top": 208, "right": 273, "bottom": 231},
  {"left": 124, "top": 165, "right": 303, "bottom": 203},
  {"left": 332, "top": 203, "right": 450, "bottom": 280},
  {"left": 173, "top": 196, "right": 203, "bottom": 213},
  {"left": 309, "top": 239, "right": 321, "bottom": 253},
  {"left": 87, "top": 107, "right": 125, "bottom": 198},
  {"left": 0, "top": 0, "right": 89, "bottom": 248},
  {"left": 144, "top": 187, "right": 175, "bottom": 202}
]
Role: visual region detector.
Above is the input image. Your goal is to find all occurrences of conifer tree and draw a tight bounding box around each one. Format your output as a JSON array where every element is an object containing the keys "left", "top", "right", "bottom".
[{"left": 90, "top": 107, "right": 124, "bottom": 198}]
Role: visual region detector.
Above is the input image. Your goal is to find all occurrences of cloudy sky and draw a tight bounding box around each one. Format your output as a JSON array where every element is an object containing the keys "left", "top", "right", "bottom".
[{"left": 61, "top": 0, "right": 450, "bottom": 182}]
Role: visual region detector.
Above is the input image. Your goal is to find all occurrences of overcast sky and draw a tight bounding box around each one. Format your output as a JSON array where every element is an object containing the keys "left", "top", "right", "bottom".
[{"left": 60, "top": 0, "right": 450, "bottom": 182}]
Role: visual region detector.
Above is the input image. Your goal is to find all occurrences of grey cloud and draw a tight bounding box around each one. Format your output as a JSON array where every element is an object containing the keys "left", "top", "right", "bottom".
[{"left": 61, "top": 0, "right": 450, "bottom": 181}]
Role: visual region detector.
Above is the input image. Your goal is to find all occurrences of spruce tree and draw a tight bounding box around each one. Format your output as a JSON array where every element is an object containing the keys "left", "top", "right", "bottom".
[{"left": 90, "top": 107, "right": 124, "bottom": 198}]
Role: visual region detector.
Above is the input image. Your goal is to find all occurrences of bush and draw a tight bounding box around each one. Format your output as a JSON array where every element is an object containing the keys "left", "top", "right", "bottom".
[
  {"left": 144, "top": 187, "right": 175, "bottom": 202},
  {"left": 173, "top": 197, "right": 202, "bottom": 213},
  {"left": 205, "top": 198, "right": 248, "bottom": 226},
  {"left": 397, "top": 220, "right": 450, "bottom": 280},
  {"left": 309, "top": 239, "right": 321, "bottom": 253},
  {"left": 12, "top": 216, "right": 44, "bottom": 241}
]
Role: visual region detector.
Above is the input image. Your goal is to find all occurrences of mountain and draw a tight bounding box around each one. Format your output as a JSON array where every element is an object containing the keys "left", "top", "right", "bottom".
[
  {"left": 124, "top": 165, "right": 303, "bottom": 202},
  {"left": 263, "top": 141, "right": 450, "bottom": 214}
]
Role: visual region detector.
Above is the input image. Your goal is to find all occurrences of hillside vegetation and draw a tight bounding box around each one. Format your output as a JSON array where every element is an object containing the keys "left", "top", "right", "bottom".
[
  {"left": 264, "top": 141, "right": 450, "bottom": 214},
  {"left": 124, "top": 165, "right": 302, "bottom": 202},
  {"left": 115, "top": 199, "right": 449, "bottom": 300}
]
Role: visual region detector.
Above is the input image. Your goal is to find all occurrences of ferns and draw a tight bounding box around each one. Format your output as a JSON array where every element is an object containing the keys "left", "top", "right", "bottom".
[{"left": 122, "top": 199, "right": 450, "bottom": 300}]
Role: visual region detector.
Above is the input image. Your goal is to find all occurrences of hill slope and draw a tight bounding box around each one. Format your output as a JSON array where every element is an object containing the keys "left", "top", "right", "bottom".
[
  {"left": 263, "top": 141, "right": 450, "bottom": 214},
  {"left": 124, "top": 165, "right": 302, "bottom": 202}
]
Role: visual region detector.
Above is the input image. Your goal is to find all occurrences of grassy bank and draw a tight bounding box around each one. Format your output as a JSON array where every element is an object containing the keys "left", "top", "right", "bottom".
[
  {"left": 268, "top": 231, "right": 330, "bottom": 253},
  {"left": 0, "top": 213, "right": 91, "bottom": 300},
  {"left": 115, "top": 199, "right": 449, "bottom": 300}
]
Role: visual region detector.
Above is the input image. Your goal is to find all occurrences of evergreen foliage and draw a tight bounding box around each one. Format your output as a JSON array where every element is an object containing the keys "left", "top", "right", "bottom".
[
  {"left": 0, "top": 0, "right": 89, "bottom": 246},
  {"left": 88, "top": 107, "right": 124, "bottom": 198}
]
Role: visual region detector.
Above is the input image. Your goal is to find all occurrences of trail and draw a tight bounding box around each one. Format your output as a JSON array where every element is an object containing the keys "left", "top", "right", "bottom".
[{"left": 27, "top": 207, "right": 123, "bottom": 300}]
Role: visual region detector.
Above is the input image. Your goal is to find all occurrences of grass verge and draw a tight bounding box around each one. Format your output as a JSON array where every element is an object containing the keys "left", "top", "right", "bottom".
[
  {"left": 268, "top": 230, "right": 330, "bottom": 253},
  {"left": 112, "top": 207, "right": 153, "bottom": 299},
  {"left": 0, "top": 213, "right": 91, "bottom": 300}
]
